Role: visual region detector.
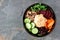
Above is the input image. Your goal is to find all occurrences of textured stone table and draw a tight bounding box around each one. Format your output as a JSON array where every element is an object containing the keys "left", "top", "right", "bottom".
[{"left": 0, "top": 0, "right": 60, "bottom": 40}]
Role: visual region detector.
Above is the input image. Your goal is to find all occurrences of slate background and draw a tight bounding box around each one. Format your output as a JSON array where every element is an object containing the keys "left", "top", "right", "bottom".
[{"left": 0, "top": 0, "right": 60, "bottom": 40}]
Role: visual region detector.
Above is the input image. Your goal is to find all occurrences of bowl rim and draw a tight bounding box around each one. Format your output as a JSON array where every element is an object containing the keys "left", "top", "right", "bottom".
[{"left": 23, "top": 3, "right": 56, "bottom": 37}]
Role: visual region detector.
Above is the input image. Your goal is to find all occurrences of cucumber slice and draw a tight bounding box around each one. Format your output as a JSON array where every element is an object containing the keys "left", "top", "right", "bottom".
[
  {"left": 32, "top": 28, "right": 38, "bottom": 34},
  {"left": 29, "top": 29, "right": 32, "bottom": 32},
  {"left": 31, "top": 22, "right": 35, "bottom": 28},
  {"left": 24, "top": 18, "right": 31, "bottom": 23},
  {"left": 26, "top": 23, "right": 31, "bottom": 29}
]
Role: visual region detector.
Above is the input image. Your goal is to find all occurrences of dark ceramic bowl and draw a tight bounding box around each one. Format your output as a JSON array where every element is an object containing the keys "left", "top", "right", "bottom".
[{"left": 23, "top": 3, "right": 56, "bottom": 37}]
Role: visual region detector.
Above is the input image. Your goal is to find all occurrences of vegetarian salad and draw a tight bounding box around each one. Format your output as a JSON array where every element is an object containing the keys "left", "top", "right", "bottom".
[{"left": 23, "top": 3, "right": 56, "bottom": 37}]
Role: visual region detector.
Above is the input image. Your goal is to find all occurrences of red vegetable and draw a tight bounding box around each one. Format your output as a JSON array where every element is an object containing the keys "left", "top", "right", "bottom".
[
  {"left": 38, "top": 27, "right": 48, "bottom": 35},
  {"left": 39, "top": 10, "right": 53, "bottom": 19}
]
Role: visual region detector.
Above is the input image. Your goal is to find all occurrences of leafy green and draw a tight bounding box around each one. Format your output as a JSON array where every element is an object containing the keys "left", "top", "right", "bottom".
[
  {"left": 30, "top": 3, "right": 47, "bottom": 11},
  {"left": 40, "top": 5, "right": 47, "bottom": 10}
]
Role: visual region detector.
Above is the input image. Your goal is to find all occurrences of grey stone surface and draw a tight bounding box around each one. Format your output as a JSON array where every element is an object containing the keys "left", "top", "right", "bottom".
[{"left": 0, "top": 0, "right": 60, "bottom": 40}]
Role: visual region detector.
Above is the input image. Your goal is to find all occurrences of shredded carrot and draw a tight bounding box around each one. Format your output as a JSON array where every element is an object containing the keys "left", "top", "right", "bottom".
[{"left": 45, "top": 18, "right": 54, "bottom": 30}]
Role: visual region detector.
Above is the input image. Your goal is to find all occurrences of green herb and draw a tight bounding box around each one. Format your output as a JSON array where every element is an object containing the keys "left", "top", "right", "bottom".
[
  {"left": 40, "top": 5, "right": 47, "bottom": 10},
  {"left": 40, "top": 5, "right": 45, "bottom": 9},
  {"left": 30, "top": 3, "right": 47, "bottom": 11}
]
